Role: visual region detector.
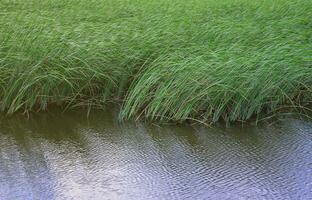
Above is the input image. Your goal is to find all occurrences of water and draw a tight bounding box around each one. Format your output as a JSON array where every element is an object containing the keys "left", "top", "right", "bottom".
[{"left": 0, "top": 110, "right": 311, "bottom": 200}]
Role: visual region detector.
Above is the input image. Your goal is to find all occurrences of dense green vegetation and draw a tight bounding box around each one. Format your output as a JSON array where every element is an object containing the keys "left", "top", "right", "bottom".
[{"left": 0, "top": 0, "right": 311, "bottom": 123}]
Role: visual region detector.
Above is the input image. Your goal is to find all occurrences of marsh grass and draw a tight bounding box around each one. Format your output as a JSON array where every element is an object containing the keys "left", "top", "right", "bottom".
[{"left": 0, "top": 0, "right": 311, "bottom": 123}]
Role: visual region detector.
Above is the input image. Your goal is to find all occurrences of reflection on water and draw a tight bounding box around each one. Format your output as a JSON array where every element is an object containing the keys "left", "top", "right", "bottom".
[{"left": 0, "top": 110, "right": 311, "bottom": 200}]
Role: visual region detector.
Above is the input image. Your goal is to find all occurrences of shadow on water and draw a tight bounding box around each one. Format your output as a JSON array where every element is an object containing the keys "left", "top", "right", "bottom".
[{"left": 0, "top": 109, "right": 311, "bottom": 200}]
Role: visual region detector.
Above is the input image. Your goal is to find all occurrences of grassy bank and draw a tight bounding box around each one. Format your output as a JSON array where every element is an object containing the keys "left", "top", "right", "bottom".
[{"left": 0, "top": 0, "right": 311, "bottom": 123}]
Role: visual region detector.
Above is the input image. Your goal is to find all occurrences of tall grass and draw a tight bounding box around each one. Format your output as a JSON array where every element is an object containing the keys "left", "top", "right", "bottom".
[{"left": 0, "top": 0, "right": 311, "bottom": 123}]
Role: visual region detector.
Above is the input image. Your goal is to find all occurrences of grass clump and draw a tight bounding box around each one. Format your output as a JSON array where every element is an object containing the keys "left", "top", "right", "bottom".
[{"left": 0, "top": 0, "right": 311, "bottom": 123}]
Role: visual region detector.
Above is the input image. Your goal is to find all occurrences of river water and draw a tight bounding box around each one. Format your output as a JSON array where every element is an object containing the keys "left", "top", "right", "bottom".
[{"left": 0, "top": 110, "right": 311, "bottom": 200}]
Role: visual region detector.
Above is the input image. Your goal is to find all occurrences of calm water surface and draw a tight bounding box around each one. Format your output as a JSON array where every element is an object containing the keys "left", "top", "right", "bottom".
[{"left": 0, "top": 110, "right": 311, "bottom": 200}]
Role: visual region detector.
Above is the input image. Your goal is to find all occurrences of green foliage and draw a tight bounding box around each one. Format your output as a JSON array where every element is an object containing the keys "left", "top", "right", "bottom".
[{"left": 0, "top": 0, "right": 311, "bottom": 123}]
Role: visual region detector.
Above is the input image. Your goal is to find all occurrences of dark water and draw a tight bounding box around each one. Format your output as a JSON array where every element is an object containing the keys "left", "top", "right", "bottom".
[{"left": 0, "top": 110, "right": 311, "bottom": 200}]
